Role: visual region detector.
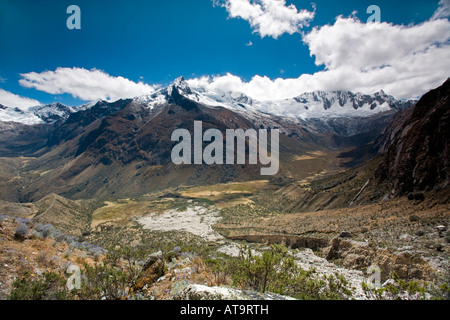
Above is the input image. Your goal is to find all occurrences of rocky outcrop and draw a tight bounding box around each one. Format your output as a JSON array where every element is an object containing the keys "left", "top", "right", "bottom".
[
  {"left": 322, "top": 237, "right": 435, "bottom": 281},
  {"left": 171, "top": 282, "right": 296, "bottom": 300},
  {"left": 374, "top": 79, "right": 450, "bottom": 197},
  {"left": 227, "top": 234, "right": 329, "bottom": 250},
  {"left": 227, "top": 232, "right": 436, "bottom": 281}
]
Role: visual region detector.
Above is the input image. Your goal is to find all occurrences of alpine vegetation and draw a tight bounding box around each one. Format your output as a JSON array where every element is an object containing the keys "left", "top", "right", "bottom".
[{"left": 171, "top": 121, "right": 279, "bottom": 175}]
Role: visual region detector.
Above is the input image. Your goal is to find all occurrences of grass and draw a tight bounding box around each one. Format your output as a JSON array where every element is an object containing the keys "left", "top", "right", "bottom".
[
  {"left": 88, "top": 180, "right": 276, "bottom": 232},
  {"left": 180, "top": 180, "right": 272, "bottom": 198}
]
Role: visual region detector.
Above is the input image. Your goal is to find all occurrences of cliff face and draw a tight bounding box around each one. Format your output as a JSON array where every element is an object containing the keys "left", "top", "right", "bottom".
[{"left": 375, "top": 79, "right": 450, "bottom": 196}]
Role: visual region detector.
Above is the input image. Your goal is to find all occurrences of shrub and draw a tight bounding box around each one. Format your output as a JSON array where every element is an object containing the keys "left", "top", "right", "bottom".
[
  {"left": 14, "top": 224, "right": 29, "bottom": 240},
  {"left": 229, "top": 244, "right": 353, "bottom": 300},
  {"left": 88, "top": 246, "right": 107, "bottom": 258},
  {"left": 52, "top": 229, "right": 62, "bottom": 239},
  {"left": 75, "top": 263, "right": 129, "bottom": 300},
  {"left": 73, "top": 246, "right": 152, "bottom": 300},
  {"left": 362, "top": 271, "right": 428, "bottom": 300},
  {"left": 64, "top": 235, "right": 75, "bottom": 243},
  {"left": 8, "top": 271, "right": 69, "bottom": 300},
  {"left": 30, "top": 230, "right": 44, "bottom": 240},
  {"left": 79, "top": 241, "right": 94, "bottom": 251},
  {"left": 35, "top": 224, "right": 55, "bottom": 238},
  {"left": 15, "top": 218, "right": 32, "bottom": 225},
  {"left": 206, "top": 258, "right": 230, "bottom": 286},
  {"left": 116, "top": 246, "right": 156, "bottom": 289}
]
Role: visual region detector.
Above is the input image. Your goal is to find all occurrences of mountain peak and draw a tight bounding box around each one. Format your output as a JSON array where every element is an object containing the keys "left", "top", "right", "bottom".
[
  {"left": 0, "top": 102, "right": 73, "bottom": 125},
  {"left": 169, "top": 76, "right": 193, "bottom": 96},
  {"left": 174, "top": 76, "right": 186, "bottom": 84}
]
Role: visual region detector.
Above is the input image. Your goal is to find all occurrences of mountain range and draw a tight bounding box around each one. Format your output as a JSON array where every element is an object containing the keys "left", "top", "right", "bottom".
[
  {"left": 1, "top": 76, "right": 415, "bottom": 126},
  {"left": 0, "top": 77, "right": 445, "bottom": 204},
  {"left": 0, "top": 77, "right": 449, "bottom": 302}
]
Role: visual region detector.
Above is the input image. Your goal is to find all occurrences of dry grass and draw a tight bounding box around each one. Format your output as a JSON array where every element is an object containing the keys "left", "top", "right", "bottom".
[
  {"left": 214, "top": 194, "right": 450, "bottom": 256},
  {"left": 180, "top": 180, "right": 271, "bottom": 198},
  {"left": 0, "top": 217, "right": 98, "bottom": 299}
]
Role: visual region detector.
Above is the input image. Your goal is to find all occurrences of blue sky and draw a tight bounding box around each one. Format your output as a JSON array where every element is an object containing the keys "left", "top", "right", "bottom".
[{"left": 0, "top": 0, "right": 447, "bottom": 107}]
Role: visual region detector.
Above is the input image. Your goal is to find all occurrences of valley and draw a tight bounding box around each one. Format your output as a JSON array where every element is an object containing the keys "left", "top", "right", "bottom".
[
  {"left": 0, "top": 79, "right": 448, "bottom": 300},
  {"left": 1, "top": 156, "right": 448, "bottom": 300}
]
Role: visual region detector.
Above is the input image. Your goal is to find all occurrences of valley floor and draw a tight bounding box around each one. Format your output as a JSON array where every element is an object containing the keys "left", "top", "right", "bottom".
[{"left": 0, "top": 179, "right": 448, "bottom": 300}]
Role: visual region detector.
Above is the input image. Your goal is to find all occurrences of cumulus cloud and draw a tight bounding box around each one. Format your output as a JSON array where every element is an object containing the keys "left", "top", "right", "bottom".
[
  {"left": 304, "top": 17, "right": 450, "bottom": 71},
  {"left": 216, "top": 0, "right": 315, "bottom": 38},
  {"left": 0, "top": 88, "right": 41, "bottom": 109},
  {"left": 19, "top": 67, "right": 156, "bottom": 102},
  {"left": 188, "top": 15, "right": 450, "bottom": 100},
  {"left": 188, "top": 73, "right": 310, "bottom": 100},
  {"left": 432, "top": 0, "right": 450, "bottom": 20},
  {"left": 301, "top": 16, "right": 450, "bottom": 98}
]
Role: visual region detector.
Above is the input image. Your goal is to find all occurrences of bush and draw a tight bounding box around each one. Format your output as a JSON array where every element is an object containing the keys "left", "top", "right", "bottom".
[
  {"left": 88, "top": 246, "right": 107, "bottom": 258},
  {"left": 75, "top": 263, "right": 129, "bottom": 300},
  {"left": 52, "top": 229, "right": 62, "bottom": 239},
  {"left": 35, "top": 223, "right": 55, "bottom": 238},
  {"left": 362, "top": 271, "right": 427, "bottom": 300},
  {"left": 206, "top": 258, "right": 230, "bottom": 286},
  {"left": 229, "top": 244, "right": 353, "bottom": 300},
  {"left": 14, "top": 224, "right": 29, "bottom": 240},
  {"left": 80, "top": 241, "right": 95, "bottom": 250},
  {"left": 30, "top": 230, "right": 44, "bottom": 240},
  {"left": 15, "top": 218, "right": 32, "bottom": 225},
  {"left": 73, "top": 246, "right": 152, "bottom": 300},
  {"left": 8, "top": 271, "right": 69, "bottom": 300}
]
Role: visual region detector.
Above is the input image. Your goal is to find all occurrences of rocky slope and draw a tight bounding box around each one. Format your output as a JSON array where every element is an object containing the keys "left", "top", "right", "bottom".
[
  {"left": 0, "top": 78, "right": 404, "bottom": 202},
  {"left": 372, "top": 79, "right": 450, "bottom": 198}
]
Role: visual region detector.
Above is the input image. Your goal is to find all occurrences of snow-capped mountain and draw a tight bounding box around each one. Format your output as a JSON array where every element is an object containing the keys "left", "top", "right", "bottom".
[
  {"left": 0, "top": 76, "right": 437, "bottom": 202},
  {"left": 132, "top": 76, "right": 415, "bottom": 120},
  {"left": 29, "top": 103, "right": 74, "bottom": 123},
  {"left": 0, "top": 76, "right": 415, "bottom": 125},
  {"left": 252, "top": 90, "right": 415, "bottom": 119},
  {"left": 0, "top": 103, "right": 74, "bottom": 125},
  {"left": 0, "top": 104, "right": 43, "bottom": 125}
]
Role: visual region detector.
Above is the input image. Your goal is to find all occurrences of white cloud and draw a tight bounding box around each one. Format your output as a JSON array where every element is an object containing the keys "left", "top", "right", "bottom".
[
  {"left": 432, "top": 0, "right": 450, "bottom": 20},
  {"left": 303, "top": 17, "right": 450, "bottom": 71},
  {"left": 0, "top": 88, "right": 41, "bottom": 109},
  {"left": 217, "top": 0, "right": 315, "bottom": 38},
  {"left": 188, "top": 16, "right": 450, "bottom": 100},
  {"left": 188, "top": 73, "right": 305, "bottom": 100},
  {"left": 19, "top": 67, "right": 156, "bottom": 102},
  {"left": 302, "top": 16, "right": 450, "bottom": 98}
]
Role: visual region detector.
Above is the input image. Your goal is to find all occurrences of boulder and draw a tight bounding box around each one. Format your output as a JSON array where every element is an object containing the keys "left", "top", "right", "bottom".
[
  {"left": 339, "top": 231, "right": 352, "bottom": 238},
  {"left": 343, "top": 253, "right": 367, "bottom": 269},
  {"left": 143, "top": 250, "right": 164, "bottom": 271},
  {"left": 171, "top": 282, "right": 296, "bottom": 300}
]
